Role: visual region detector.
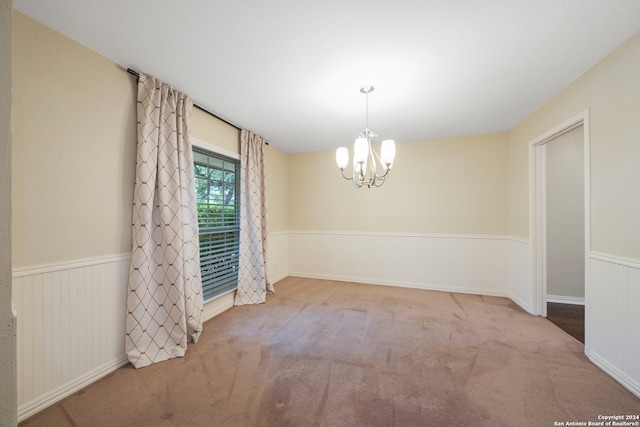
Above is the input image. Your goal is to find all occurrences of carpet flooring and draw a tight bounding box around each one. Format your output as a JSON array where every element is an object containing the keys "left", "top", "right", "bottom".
[{"left": 20, "top": 277, "right": 640, "bottom": 426}]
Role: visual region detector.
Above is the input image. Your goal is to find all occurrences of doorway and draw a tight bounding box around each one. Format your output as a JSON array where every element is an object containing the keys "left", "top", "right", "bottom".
[{"left": 529, "top": 111, "right": 590, "bottom": 349}]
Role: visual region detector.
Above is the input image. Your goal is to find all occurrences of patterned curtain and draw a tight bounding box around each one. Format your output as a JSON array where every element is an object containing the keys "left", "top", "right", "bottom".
[
  {"left": 234, "top": 130, "right": 273, "bottom": 305},
  {"left": 126, "top": 73, "right": 203, "bottom": 369}
]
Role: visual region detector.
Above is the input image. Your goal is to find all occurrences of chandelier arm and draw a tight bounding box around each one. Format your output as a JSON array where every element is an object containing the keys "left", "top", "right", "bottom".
[
  {"left": 372, "top": 150, "right": 383, "bottom": 179},
  {"left": 373, "top": 169, "right": 390, "bottom": 187},
  {"left": 374, "top": 170, "right": 390, "bottom": 181},
  {"left": 373, "top": 173, "right": 389, "bottom": 185},
  {"left": 371, "top": 144, "right": 392, "bottom": 181},
  {"left": 339, "top": 165, "right": 366, "bottom": 187},
  {"left": 362, "top": 170, "right": 374, "bottom": 188},
  {"left": 340, "top": 168, "right": 353, "bottom": 181},
  {"left": 344, "top": 167, "right": 364, "bottom": 187},
  {"left": 367, "top": 137, "right": 378, "bottom": 186}
]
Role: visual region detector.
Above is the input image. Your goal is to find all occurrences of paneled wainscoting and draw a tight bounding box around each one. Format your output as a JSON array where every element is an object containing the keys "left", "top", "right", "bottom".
[
  {"left": 266, "top": 230, "right": 289, "bottom": 286},
  {"left": 587, "top": 252, "right": 640, "bottom": 398},
  {"left": 12, "top": 231, "right": 290, "bottom": 422},
  {"left": 507, "top": 237, "right": 533, "bottom": 313},
  {"left": 13, "top": 254, "right": 130, "bottom": 421},
  {"left": 289, "top": 231, "right": 510, "bottom": 297}
]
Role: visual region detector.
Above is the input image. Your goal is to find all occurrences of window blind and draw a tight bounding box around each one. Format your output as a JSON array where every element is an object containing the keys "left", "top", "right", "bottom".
[{"left": 193, "top": 148, "right": 240, "bottom": 301}]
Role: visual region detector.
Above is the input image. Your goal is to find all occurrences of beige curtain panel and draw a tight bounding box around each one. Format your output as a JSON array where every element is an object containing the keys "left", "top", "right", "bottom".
[
  {"left": 235, "top": 130, "right": 273, "bottom": 305},
  {"left": 126, "top": 73, "right": 204, "bottom": 369}
]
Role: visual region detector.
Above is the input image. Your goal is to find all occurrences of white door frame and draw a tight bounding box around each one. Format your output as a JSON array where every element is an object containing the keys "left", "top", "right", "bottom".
[{"left": 528, "top": 110, "right": 591, "bottom": 343}]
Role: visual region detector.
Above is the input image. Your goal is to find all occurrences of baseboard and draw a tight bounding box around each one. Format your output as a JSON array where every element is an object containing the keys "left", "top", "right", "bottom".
[
  {"left": 270, "top": 272, "right": 288, "bottom": 286},
  {"left": 289, "top": 272, "right": 509, "bottom": 298},
  {"left": 547, "top": 294, "right": 585, "bottom": 305},
  {"left": 18, "top": 356, "right": 129, "bottom": 422},
  {"left": 509, "top": 293, "right": 534, "bottom": 314},
  {"left": 588, "top": 351, "right": 640, "bottom": 399}
]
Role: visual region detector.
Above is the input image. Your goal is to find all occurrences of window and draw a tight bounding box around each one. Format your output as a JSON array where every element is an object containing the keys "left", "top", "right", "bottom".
[{"left": 193, "top": 147, "right": 240, "bottom": 301}]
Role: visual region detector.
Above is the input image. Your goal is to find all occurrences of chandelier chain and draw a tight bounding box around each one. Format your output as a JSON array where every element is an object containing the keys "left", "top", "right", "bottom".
[{"left": 365, "top": 91, "right": 369, "bottom": 130}]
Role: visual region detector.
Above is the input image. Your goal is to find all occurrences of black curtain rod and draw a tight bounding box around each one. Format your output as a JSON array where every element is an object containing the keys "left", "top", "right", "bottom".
[{"left": 127, "top": 68, "right": 241, "bottom": 132}]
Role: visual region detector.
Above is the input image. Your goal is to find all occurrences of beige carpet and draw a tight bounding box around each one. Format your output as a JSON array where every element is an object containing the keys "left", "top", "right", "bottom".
[{"left": 21, "top": 277, "right": 640, "bottom": 426}]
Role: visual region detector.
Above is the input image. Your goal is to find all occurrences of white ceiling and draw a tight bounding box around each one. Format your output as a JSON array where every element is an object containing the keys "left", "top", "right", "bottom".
[{"left": 13, "top": 0, "right": 640, "bottom": 154}]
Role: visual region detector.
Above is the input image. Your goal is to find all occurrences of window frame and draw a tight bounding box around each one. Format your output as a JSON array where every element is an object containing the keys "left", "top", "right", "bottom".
[{"left": 191, "top": 137, "right": 241, "bottom": 302}]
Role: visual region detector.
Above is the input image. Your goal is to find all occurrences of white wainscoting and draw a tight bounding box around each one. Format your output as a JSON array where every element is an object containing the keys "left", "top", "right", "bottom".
[
  {"left": 267, "top": 230, "right": 289, "bottom": 285},
  {"left": 12, "top": 254, "right": 131, "bottom": 421},
  {"left": 587, "top": 252, "right": 640, "bottom": 398},
  {"left": 12, "top": 231, "right": 290, "bottom": 421},
  {"left": 288, "top": 231, "right": 509, "bottom": 297},
  {"left": 507, "top": 237, "right": 534, "bottom": 314}
]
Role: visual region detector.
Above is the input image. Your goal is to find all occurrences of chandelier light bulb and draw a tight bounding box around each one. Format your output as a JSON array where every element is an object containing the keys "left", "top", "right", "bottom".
[
  {"left": 353, "top": 137, "right": 369, "bottom": 164},
  {"left": 336, "top": 147, "right": 349, "bottom": 169},
  {"left": 381, "top": 139, "right": 396, "bottom": 168}
]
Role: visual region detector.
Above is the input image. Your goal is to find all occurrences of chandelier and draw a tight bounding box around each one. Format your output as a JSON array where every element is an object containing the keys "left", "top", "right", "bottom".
[{"left": 336, "top": 85, "right": 396, "bottom": 188}]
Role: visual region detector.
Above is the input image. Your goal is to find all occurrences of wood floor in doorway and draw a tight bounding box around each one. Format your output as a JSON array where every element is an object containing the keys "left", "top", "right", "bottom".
[{"left": 547, "top": 302, "right": 585, "bottom": 343}]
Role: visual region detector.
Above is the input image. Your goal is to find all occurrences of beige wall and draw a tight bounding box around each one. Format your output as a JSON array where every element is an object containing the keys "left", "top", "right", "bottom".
[
  {"left": 191, "top": 108, "right": 239, "bottom": 154},
  {"left": 289, "top": 133, "right": 508, "bottom": 235},
  {"left": 12, "top": 11, "right": 289, "bottom": 268},
  {"left": 264, "top": 145, "right": 289, "bottom": 232},
  {"left": 508, "top": 31, "right": 640, "bottom": 260},
  {"left": 12, "top": 11, "right": 137, "bottom": 267}
]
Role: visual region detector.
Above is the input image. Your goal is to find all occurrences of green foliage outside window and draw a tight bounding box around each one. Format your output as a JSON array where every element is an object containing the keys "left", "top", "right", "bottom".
[{"left": 193, "top": 148, "right": 240, "bottom": 300}]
